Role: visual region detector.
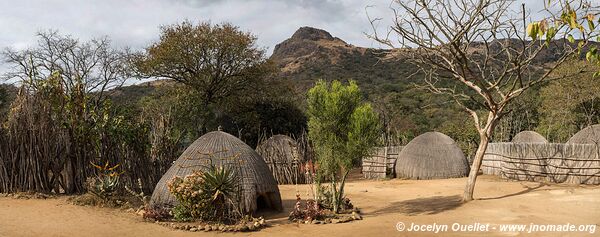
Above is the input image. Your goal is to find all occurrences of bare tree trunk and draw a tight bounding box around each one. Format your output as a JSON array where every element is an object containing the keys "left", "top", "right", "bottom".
[
  {"left": 463, "top": 113, "right": 497, "bottom": 202},
  {"left": 462, "top": 134, "right": 489, "bottom": 202}
]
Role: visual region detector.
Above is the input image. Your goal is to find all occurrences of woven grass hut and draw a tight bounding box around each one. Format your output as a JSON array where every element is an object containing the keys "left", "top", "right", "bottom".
[
  {"left": 150, "top": 130, "right": 283, "bottom": 213},
  {"left": 567, "top": 124, "right": 600, "bottom": 144},
  {"left": 256, "top": 135, "right": 307, "bottom": 184},
  {"left": 395, "top": 132, "right": 469, "bottom": 179},
  {"left": 512, "top": 131, "right": 548, "bottom": 143}
]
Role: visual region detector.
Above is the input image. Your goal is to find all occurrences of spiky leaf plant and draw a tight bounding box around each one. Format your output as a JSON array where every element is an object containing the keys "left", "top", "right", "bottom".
[{"left": 168, "top": 164, "right": 242, "bottom": 223}]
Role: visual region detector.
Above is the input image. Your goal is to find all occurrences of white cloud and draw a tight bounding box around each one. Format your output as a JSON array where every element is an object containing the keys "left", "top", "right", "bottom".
[
  {"left": 0, "top": 0, "right": 557, "bottom": 59},
  {"left": 0, "top": 0, "right": 395, "bottom": 53}
]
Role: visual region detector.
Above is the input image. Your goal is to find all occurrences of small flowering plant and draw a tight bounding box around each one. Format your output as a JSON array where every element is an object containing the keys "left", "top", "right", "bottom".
[
  {"left": 167, "top": 164, "right": 241, "bottom": 223},
  {"left": 168, "top": 171, "right": 208, "bottom": 219}
]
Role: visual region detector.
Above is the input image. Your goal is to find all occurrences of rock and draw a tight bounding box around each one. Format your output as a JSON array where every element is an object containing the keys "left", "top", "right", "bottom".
[
  {"left": 204, "top": 224, "right": 211, "bottom": 231},
  {"left": 218, "top": 225, "right": 225, "bottom": 231},
  {"left": 237, "top": 224, "right": 249, "bottom": 232},
  {"left": 196, "top": 225, "right": 204, "bottom": 231},
  {"left": 248, "top": 224, "right": 257, "bottom": 231},
  {"left": 311, "top": 219, "right": 323, "bottom": 224},
  {"left": 352, "top": 212, "right": 362, "bottom": 220},
  {"left": 136, "top": 209, "right": 146, "bottom": 216},
  {"left": 325, "top": 218, "right": 332, "bottom": 224},
  {"left": 331, "top": 219, "right": 340, "bottom": 224},
  {"left": 340, "top": 216, "right": 353, "bottom": 223},
  {"left": 190, "top": 228, "right": 197, "bottom": 232},
  {"left": 258, "top": 218, "right": 265, "bottom": 225}
]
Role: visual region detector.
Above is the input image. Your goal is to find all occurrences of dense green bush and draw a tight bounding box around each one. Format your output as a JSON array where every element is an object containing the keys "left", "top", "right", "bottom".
[{"left": 168, "top": 165, "right": 241, "bottom": 223}]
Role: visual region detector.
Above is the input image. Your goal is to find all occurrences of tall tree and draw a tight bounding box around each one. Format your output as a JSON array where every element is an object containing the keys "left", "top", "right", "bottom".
[
  {"left": 369, "top": 0, "right": 599, "bottom": 201},
  {"left": 133, "top": 21, "right": 274, "bottom": 134},
  {"left": 3, "top": 31, "right": 129, "bottom": 108},
  {"left": 307, "top": 80, "right": 380, "bottom": 213}
]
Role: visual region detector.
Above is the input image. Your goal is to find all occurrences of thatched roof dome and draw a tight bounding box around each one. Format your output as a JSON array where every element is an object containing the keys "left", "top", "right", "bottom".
[
  {"left": 395, "top": 132, "right": 469, "bottom": 179},
  {"left": 512, "top": 131, "right": 548, "bottom": 143},
  {"left": 567, "top": 124, "right": 600, "bottom": 144},
  {"left": 257, "top": 135, "right": 298, "bottom": 163},
  {"left": 256, "top": 135, "right": 306, "bottom": 184},
  {"left": 150, "top": 131, "right": 282, "bottom": 213}
]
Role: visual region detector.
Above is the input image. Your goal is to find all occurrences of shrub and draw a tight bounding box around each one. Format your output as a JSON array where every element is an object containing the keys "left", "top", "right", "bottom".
[
  {"left": 88, "top": 161, "right": 123, "bottom": 200},
  {"left": 143, "top": 204, "right": 173, "bottom": 221},
  {"left": 289, "top": 194, "right": 325, "bottom": 222},
  {"left": 167, "top": 165, "right": 241, "bottom": 223}
]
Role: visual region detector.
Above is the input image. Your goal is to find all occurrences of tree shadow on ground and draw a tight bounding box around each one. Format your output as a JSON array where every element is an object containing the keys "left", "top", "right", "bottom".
[
  {"left": 368, "top": 195, "right": 463, "bottom": 216},
  {"left": 478, "top": 183, "right": 546, "bottom": 200}
]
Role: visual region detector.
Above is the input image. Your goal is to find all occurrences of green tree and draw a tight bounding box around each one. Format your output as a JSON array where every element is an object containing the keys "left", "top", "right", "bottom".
[
  {"left": 538, "top": 60, "right": 600, "bottom": 142},
  {"left": 306, "top": 80, "right": 380, "bottom": 213},
  {"left": 133, "top": 21, "right": 274, "bottom": 134}
]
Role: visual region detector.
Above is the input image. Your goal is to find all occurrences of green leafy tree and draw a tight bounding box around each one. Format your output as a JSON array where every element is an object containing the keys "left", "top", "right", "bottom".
[
  {"left": 306, "top": 80, "right": 380, "bottom": 213},
  {"left": 133, "top": 21, "right": 274, "bottom": 134}
]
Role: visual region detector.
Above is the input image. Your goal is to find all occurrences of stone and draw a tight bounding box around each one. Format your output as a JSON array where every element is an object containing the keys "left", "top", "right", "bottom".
[
  {"left": 204, "top": 224, "right": 211, "bottom": 231},
  {"left": 189, "top": 228, "right": 197, "bottom": 232},
  {"left": 248, "top": 224, "right": 257, "bottom": 231},
  {"left": 311, "top": 219, "right": 323, "bottom": 224},
  {"left": 331, "top": 219, "right": 340, "bottom": 224},
  {"left": 340, "top": 216, "right": 353, "bottom": 223},
  {"left": 352, "top": 212, "right": 362, "bottom": 220}
]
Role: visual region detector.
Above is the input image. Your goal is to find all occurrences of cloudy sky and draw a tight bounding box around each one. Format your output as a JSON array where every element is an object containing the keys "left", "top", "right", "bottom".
[
  {"left": 0, "top": 0, "right": 549, "bottom": 55},
  {"left": 0, "top": 0, "right": 399, "bottom": 54}
]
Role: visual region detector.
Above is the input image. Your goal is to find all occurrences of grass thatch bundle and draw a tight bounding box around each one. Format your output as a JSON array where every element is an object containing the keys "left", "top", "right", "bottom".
[
  {"left": 395, "top": 132, "right": 469, "bottom": 179},
  {"left": 256, "top": 135, "right": 309, "bottom": 184},
  {"left": 151, "top": 130, "right": 283, "bottom": 213},
  {"left": 512, "top": 131, "right": 548, "bottom": 143},
  {"left": 567, "top": 124, "right": 600, "bottom": 144}
]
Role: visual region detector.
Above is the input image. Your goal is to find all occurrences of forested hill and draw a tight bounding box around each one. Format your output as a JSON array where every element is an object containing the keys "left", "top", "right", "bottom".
[{"left": 270, "top": 26, "right": 415, "bottom": 94}]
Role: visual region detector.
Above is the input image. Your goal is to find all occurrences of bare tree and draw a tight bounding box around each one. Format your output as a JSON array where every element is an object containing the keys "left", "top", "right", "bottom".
[
  {"left": 2, "top": 31, "right": 130, "bottom": 107},
  {"left": 369, "top": 0, "right": 598, "bottom": 201}
]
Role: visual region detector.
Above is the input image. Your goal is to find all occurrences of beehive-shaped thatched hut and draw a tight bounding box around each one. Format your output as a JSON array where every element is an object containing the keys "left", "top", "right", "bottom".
[
  {"left": 256, "top": 135, "right": 308, "bottom": 184},
  {"left": 567, "top": 124, "right": 600, "bottom": 144},
  {"left": 395, "top": 132, "right": 469, "bottom": 179},
  {"left": 151, "top": 130, "right": 283, "bottom": 213},
  {"left": 512, "top": 131, "right": 548, "bottom": 143}
]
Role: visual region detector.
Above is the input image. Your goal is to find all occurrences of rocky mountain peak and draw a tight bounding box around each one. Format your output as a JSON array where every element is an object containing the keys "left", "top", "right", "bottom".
[{"left": 290, "top": 27, "right": 336, "bottom": 41}]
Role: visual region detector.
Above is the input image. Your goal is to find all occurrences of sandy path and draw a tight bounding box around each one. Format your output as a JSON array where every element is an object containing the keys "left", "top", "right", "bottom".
[{"left": 0, "top": 175, "right": 598, "bottom": 237}]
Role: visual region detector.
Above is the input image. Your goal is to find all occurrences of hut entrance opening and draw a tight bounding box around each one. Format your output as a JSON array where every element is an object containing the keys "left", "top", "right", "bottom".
[{"left": 256, "top": 194, "right": 270, "bottom": 210}]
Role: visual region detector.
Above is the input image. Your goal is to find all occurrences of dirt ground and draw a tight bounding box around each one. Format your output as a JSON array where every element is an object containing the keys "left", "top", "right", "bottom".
[{"left": 0, "top": 175, "right": 598, "bottom": 237}]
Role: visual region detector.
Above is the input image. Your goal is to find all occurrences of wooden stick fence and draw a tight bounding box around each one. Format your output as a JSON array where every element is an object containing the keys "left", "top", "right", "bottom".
[
  {"left": 482, "top": 143, "right": 600, "bottom": 185},
  {"left": 362, "top": 146, "right": 403, "bottom": 179}
]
